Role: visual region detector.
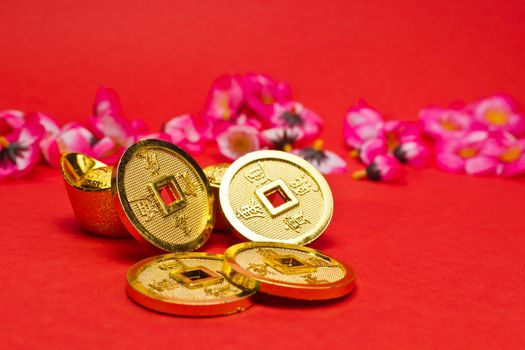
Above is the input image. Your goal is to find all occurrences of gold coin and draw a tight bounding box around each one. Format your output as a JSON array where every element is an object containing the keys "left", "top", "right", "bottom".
[
  {"left": 113, "top": 139, "right": 214, "bottom": 251},
  {"left": 222, "top": 242, "right": 355, "bottom": 300},
  {"left": 203, "top": 163, "right": 231, "bottom": 232},
  {"left": 219, "top": 150, "right": 333, "bottom": 245},
  {"left": 126, "top": 252, "right": 255, "bottom": 316},
  {"left": 61, "top": 152, "right": 129, "bottom": 238}
]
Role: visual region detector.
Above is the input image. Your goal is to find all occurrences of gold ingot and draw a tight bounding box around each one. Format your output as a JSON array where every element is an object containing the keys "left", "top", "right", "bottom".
[
  {"left": 219, "top": 150, "right": 333, "bottom": 245},
  {"left": 203, "top": 163, "right": 231, "bottom": 232},
  {"left": 112, "top": 139, "right": 214, "bottom": 252},
  {"left": 126, "top": 252, "right": 255, "bottom": 316},
  {"left": 222, "top": 242, "right": 355, "bottom": 300},
  {"left": 61, "top": 153, "right": 129, "bottom": 238}
]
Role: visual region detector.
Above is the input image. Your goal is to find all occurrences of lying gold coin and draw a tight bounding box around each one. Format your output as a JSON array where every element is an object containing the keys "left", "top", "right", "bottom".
[
  {"left": 223, "top": 242, "right": 355, "bottom": 300},
  {"left": 113, "top": 139, "right": 214, "bottom": 251},
  {"left": 61, "top": 152, "right": 129, "bottom": 238},
  {"left": 203, "top": 163, "right": 231, "bottom": 232},
  {"left": 126, "top": 252, "right": 255, "bottom": 316},
  {"left": 219, "top": 150, "right": 333, "bottom": 245}
]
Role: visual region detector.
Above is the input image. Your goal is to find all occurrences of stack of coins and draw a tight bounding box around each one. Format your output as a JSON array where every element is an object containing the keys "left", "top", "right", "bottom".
[{"left": 61, "top": 139, "right": 356, "bottom": 316}]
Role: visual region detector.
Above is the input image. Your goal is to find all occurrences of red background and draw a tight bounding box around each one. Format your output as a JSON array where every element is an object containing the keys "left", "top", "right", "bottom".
[{"left": 1, "top": 1, "right": 525, "bottom": 348}]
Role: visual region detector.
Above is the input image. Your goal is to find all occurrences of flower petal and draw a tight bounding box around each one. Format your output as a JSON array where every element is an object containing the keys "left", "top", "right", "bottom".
[{"left": 465, "top": 156, "right": 498, "bottom": 176}]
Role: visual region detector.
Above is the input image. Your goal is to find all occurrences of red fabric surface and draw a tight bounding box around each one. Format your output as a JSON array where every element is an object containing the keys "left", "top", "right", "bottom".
[{"left": 1, "top": 1, "right": 525, "bottom": 348}]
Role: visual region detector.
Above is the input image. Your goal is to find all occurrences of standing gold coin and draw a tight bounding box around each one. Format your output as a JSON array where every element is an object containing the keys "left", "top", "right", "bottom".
[
  {"left": 219, "top": 150, "right": 333, "bottom": 245},
  {"left": 222, "top": 242, "right": 355, "bottom": 300},
  {"left": 127, "top": 252, "right": 255, "bottom": 316},
  {"left": 203, "top": 163, "right": 230, "bottom": 232},
  {"left": 113, "top": 139, "right": 214, "bottom": 252},
  {"left": 61, "top": 152, "right": 129, "bottom": 237}
]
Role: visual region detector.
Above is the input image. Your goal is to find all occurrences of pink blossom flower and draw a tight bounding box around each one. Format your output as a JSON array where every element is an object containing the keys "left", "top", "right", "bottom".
[
  {"left": 393, "top": 140, "right": 431, "bottom": 167},
  {"left": 352, "top": 154, "right": 402, "bottom": 182},
  {"left": 435, "top": 130, "right": 497, "bottom": 175},
  {"left": 0, "top": 110, "right": 44, "bottom": 179},
  {"left": 163, "top": 114, "right": 204, "bottom": 154},
  {"left": 241, "top": 73, "right": 292, "bottom": 119},
  {"left": 419, "top": 107, "right": 474, "bottom": 139},
  {"left": 482, "top": 132, "right": 525, "bottom": 177},
  {"left": 217, "top": 123, "right": 260, "bottom": 160},
  {"left": 292, "top": 139, "right": 347, "bottom": 174},
  {"left": 204, "top": 74, "right": 244, "bottom": 122},
  {"left": 343, "top": 103, "right": 384, "bottom": 149},
  {"left": 93, "top": 86, "right": 123, "bottom": 118},
  {"left": 28, "top": 112, "right": 61, "bottom": 163},
  {"left": 270, "top": 102, "right": 323, "bottom": 142},
  {"left": 344, "top": 102, "right": 384, "bottom": 127},
  {"left": 359, "top": 138, "right": 387, "bottom": 165},
  {"left": 384, "top": 120, "right": 421, "bottom": 145},
  {"left": 260, "top": 127, "right": 304, "bottom": 151},
  {"left": 203, "top": 113, "right": 263, "bottom": 141},
  {"left": 468, "top": 95, "right": 525, "bottom": 136},
  {"left": 42, "top": 123, "right": 96, "bottom": 167}
]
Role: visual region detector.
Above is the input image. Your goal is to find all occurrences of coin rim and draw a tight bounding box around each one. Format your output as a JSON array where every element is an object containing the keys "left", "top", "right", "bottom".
[
  {"left": 219, "top": 150, "right": 333, "bottom": 245},
  {"left": 126, "top": 252, "right": 255, "bottom": 316},
  {"left": 112, "top": 139, "right": 214, "bottom": 252},
  {"left": 223, "top": 242, "right": 355, "bottom": 300}
]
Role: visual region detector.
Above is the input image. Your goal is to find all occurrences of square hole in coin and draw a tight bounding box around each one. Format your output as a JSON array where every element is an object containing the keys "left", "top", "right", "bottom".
[
  {"left": 150, "top": 175, "right": 187, "bottom": 216},
  {"left": 181, "top": 269, "right": 211, "bottom": 281},
  {"left": 276, "top": 257, "right": 304, "bottom": 267},
  {"left": 159, "top": 183, "right": 181, "bottom": 206},
  {"left": 170, "top": 266, "right": 224, "bottom": 289},
  {"left": 255, "top": 179, "right": 299, "bottom": 217},
  {"left": 264, "top": 187, "right": 290, "bottom": 209}
]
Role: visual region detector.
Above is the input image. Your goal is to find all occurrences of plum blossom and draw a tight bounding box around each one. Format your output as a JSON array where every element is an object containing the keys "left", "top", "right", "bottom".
[
  {"left": 384, "top": 120, "right": 421, "bottom": 146},
  {"left": 435, "top": 130, "right": 497, "bottom": 175},
  {"left": 261, "top": 127, "right": 303, "bottom": 152},
  {"left": 343, "top": 102, "right": 384, "bottom": 149},
  {"left": 468, "top": 95, "right": 525, "bottom": 136},
  {"left": 204, "top": 74, "right": 244, "bottom": 122},
  {"left": 163, "top": 114, "right": 204, "bottom": 154},
  {"left": 241, "top": 73, "right": 292, "bottom": 119},
  {"left": 359, "top": 138, "right": 388, "bottom": 165},
  {"left": 482, "top": 132, "right": 525, "bottom": 177},
  {"left": 270, "top": 102, "right": 322, "bottom": 142},
  {"left": 217, "top": 121, "right": 260, "bottom": 160},
  {"left": 0, "top": 110, "right": 44, "bottom": 179},
  {"left": 419, "top": 107, "right": 474, "bottom": 140},
  {"left": 392, "top": 140, "right": 430, "bottom": 167},
  {"left": 293, "top": 139, "right": 347, "bottom": 174},
  {"left": 352, "top": 154, "right": 402, "bottom": 182},
  {"left": 41, "top": 123, "right": 96, "bottom": 167}
]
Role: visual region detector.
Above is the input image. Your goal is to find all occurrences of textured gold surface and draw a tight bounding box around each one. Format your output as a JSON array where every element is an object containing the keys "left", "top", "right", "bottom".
[
  {"left": 223, "top": 242, "right": 355, "bottom": 300},
  {"left": 127, "top": 252, "right": 255, "bottom": 316},
  {"left": 113, "top": 140, "right": 214, "bottom": 251},
  {"left": 204, "top": 163, "right": 231, "bottom": 232},
  {"left": 61, "top": 153, "right": 129, "bottom": 238},
  {"left": 219, "top": 151, "right": 333, "bottom": 245}
]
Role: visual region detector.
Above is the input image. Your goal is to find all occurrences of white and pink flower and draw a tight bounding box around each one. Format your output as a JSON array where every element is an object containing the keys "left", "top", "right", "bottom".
[
  {"left": 270, "top": 102, "right": 322, "bottom": 142},
  {"left": 0, "top": 110, "right": 44, "bottom": 179},
  {"left": 217, "top": 123, "right": 260, "bottom": 160},
  {"left": 204, "top": 74, "right": 244, "bottom": 122},
  {"left": 352, "top": 154, "right": 402, "bottom": 182},
  {"left": 293, "top": 139, "right": 347, "bottom": 174},
  {"left": 241, "top": 73, "right": 292, "bottom": 119},
  {"left": 435, "top": 130, "right": 497, "bottom": 175},
  {"left": 163, "top": 114, "right": 204, "bottom": 154},
  {"left": 468, "top": 95, "right": 525, "bottom": 136},
  {"left": 419, "top": 107, "right": 475, "bottom": 140},
  {"left": 343, "top": 102, "right": 384, "bottom": 149}
]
